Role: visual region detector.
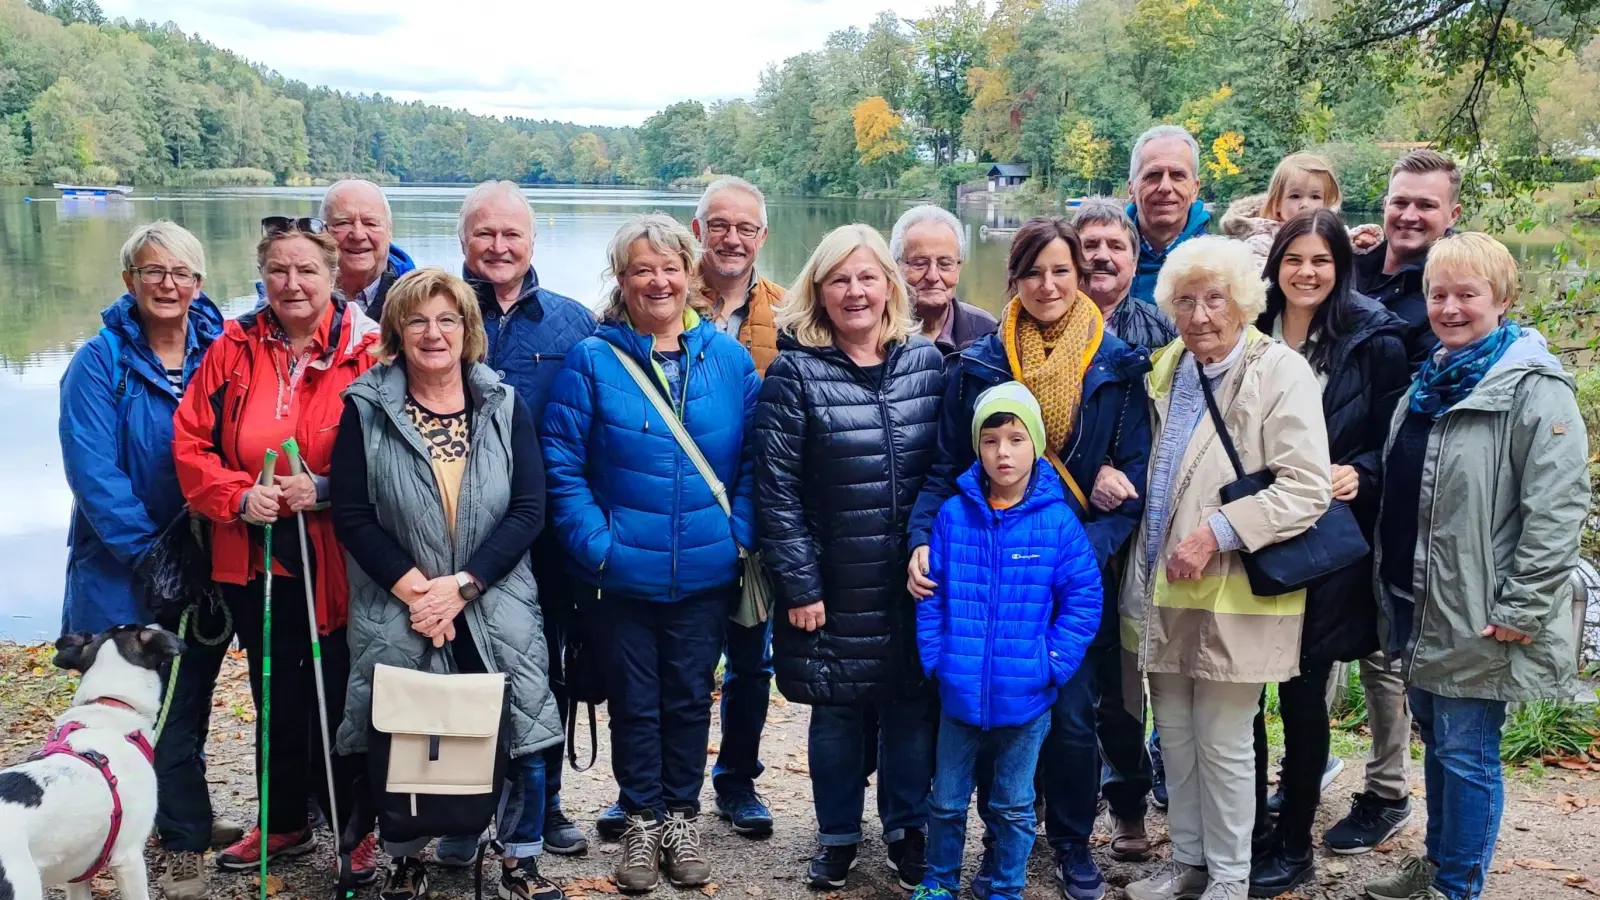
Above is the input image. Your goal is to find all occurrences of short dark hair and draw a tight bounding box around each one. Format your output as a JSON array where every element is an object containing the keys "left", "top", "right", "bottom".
[
  {"left": 1006, "top": 216, "right": 1087, "bottom": 297},
  {"left": 980, "top": 411, "right": 1020, "bottom": 432}
]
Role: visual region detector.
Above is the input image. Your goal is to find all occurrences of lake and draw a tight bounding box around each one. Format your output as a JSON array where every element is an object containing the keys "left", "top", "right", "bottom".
[{"left": 0, "top": 183, "right": 1575, "bottom": 638}]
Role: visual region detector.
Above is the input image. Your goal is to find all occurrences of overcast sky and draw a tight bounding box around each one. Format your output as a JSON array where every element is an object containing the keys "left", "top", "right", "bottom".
[{"left": 95, "top": 0, "right": 943, "bottom": 127}]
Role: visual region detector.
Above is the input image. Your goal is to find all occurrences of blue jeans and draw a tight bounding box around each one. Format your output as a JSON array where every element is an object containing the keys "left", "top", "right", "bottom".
[
  {"left": 927, "top": 713, "right": 1050, "bottom": 900},
  {"left": 808, "top": 696, "right": 935, "bottom": 845},
  {"left": 1410, "top": 688, "right": 1507, "bottom": 900},
  {"left": 978, "top": 652, "right": 1096, "bottom": 849},
  {"left": 389, "top": 755, "right": 547, "bottom": 860},
  {"left": 712, "top": 615, "right": 773, "bottom": 798}
]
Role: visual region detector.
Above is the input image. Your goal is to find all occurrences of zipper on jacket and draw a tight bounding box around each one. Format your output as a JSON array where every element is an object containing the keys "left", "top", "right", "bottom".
[
  {"left": 1406, "top": 416, "right": 1453, "bottom": 678},
  {"left": 982, "top": 510, "right": 1003, "bottom": 730},
  {"left": 668, "top": 346, "right": 695, "bottom": 599},
  {"left": 877, "top": 346, "right": 901, "bottom": 546}
]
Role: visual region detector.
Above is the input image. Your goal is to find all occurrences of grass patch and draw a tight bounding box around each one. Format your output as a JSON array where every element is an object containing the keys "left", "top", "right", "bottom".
[{"left": 1500, "top": 699, "right": 1599, "bottom": 764}]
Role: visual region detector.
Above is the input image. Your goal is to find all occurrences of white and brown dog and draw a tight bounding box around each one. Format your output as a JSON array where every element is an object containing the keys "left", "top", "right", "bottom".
[{"left": 0, "top": 625, "right": 183, "bottom": 900}]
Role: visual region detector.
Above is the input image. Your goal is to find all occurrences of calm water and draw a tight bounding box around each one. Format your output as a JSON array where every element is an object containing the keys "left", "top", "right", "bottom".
[{"left": 0, "top": 184, "right": 1573, "bottom": 638}]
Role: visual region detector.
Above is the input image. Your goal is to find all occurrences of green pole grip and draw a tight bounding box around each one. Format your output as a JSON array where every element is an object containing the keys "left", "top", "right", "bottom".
[
  {"left": 281, "top": 437, "right": 304, "bottom": 476},
  {"left": 260, "top": 449, "right": 279, "bottom": 487}
]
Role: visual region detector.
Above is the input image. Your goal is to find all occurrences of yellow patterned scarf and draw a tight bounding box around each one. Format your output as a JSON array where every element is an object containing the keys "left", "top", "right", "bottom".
[{"left": 1001, "top": 294, "right": 1104, "bottom": 505}]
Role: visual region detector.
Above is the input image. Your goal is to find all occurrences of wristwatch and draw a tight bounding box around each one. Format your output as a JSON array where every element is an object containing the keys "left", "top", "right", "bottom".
[{"left": 455, "top": 571, "right": 483, "bottom": 602}]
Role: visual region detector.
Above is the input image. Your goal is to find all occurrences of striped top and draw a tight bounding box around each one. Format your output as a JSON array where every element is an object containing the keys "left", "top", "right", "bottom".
[{"left": 165, "top": 367, "right": 184, "bottom": 397}]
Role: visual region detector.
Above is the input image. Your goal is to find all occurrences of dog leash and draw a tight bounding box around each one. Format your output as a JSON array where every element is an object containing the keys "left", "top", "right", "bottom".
[{"left": 152, "top": 600, "right": 234, "bottom": 743}]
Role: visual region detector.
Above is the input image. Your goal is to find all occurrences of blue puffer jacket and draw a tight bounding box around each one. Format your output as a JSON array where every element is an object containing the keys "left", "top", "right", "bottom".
[
  {"left": 542, "top": 310, "right": 759, "bottom": 601},
  {"left": 917, "top": 462, "right": 1103, "bottom": 729},
  {"left": 59, "top": 294, "right": 224, "bottom": 633},
  {"left": 1129, "top": 199, "right": 1211, "bottom": 304},
  {"left": 472, "top": 267, "right": 597, "bottom": 434}
]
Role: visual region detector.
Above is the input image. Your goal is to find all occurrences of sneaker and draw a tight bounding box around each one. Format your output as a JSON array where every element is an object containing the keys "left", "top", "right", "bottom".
[
  {"left": 970, "top": 848, "right": 995, "bottom": 900},
  {"left": 501, "top": 858, "right": 565, "bottom": 900},
  {"left": 1149, "top": 737, "right": 1169, "bottom": 810},
  {"left": 614, "top": 812, "right": 664, "bottom": 894},
  {"left": 209, "top": 818, "right": 246, "bottom": 849},
  {"left": 1055, "top": 843, "right": 1106, "bottom": 900},
  {"left": 350, "top": 833, "right": 380, "bottom": 885},
  {"left": 886, "top": 831, "right": 928, "bottom": 891},
  {"left": 216, "top": 827, "right": 314, "bottom": 871},
  {"left": 912, "top": 887, "right": 955, "bottom": 900},
  {"left": 807, "top": 844, "right": 858, "bottom": 890},
  {"left": 1248, "top": 845, "right": 1313, "bottom": 898},
  {"left": 1125, "top": 860, "right": 1208, "bottom": 900},
  {"left": 1109, "top": 815, "right": 1151, "bottom": 862},
  {"left": 1266, "top": 787, "right": 1284, "bottom": 819},
  {"left": 1321, "top": 754, "right": 1345, "bottom": 791},
  {"left": 434, "top": 834, "right": 480, "bottom": 869},
  {"left": 1198, "top": 881, "right": 1247, "bottom": 900},
  {"left": 380, "top": 857, "right": 429, "bottom": 900},
  {"left": 544, "top": 806, "right": 590, "bottom": 856},
  {"left": 158, "top": 850, "right": 207, "bottom": 900},
  {"left": 1363, "top": 856, "right": 1438, "bottom": 900},
  {"left": 714, "top": 790, "right": 774, "bottom": 837},
  {"left": 661, "top": 808, "right": 712, "bottom": 887},
  {"left": 597, "top": 801, "right": 629, "bottom": 842},
  {"left": 1324, "top": 792, "right": 1412, "bottom": 855}
]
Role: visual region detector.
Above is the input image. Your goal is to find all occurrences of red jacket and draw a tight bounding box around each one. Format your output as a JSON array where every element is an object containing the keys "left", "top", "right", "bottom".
[{"left": 173, "top": 298, "right": 379, "bottom": 633}]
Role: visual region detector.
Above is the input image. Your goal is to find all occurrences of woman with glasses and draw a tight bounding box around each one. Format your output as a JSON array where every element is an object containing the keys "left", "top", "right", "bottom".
[
  {"left": 331, "top": 268, "right": 564, "bottom": 900},
  {"left": 173, "top": 215, "right": 381, "bottom": 877}
]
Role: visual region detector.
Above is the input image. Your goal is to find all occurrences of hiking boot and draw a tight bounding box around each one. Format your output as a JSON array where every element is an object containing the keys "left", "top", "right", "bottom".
[
  {"left": 969, "top": 848, "right": 995, "bottom": 900},
  {"left": 1055, "top": 843, "right": 1106, "bottom": 900},
  {"left": 1125, "top": 860, "right": 1208, "bottom": 900},
  {"left": 544, "top": 805, "right": 589, "bottom": 856},
  {"left": 1325, "top": 792, "right": 1412, "bottom": 855},
  {"left": 597, "top": 802, "right": 628, "bottom": 842},
  {"left": 1149, "top": 737, "right": 1169, "bottom": 810},
  {"left": 1109, "top": 815, "right": 1151, "bottom": 862},
  {"left": 501, "top": 858, "right": 565, "bottom": 900},
  {"left": 1364, "top": 856, "right": 1438, "bottom": 900},
  {"left": 886, "top": 831, "right": 927, "bottom": 890},
  {"left": 661, "top": 808, "right": 712, "bottom": 887},
  {"left": 215, "top": 827, "right": 314, "bottom": 871},
  {"left": 714, "top": 790, "right": 774, "bottom": 837},
  {"left": 351, "top": 833, "right": 380, "bottom": 885},
  {"left": 807, "top": 844, "right": 858, "bottom": 890},
  {"left": 380, "top": 856, "right": 429, "bottom": 900},
  {"left": 158, "top": 850, "right": 207, "bottom": 900},
  {"left": 434, "top": 834, "right": 479, "bottom": 869},
  {"left": 209, "top": 818, "right": 246, "bottom": 849},
  {"left": 1198, "top": 881, "right": 1247, "bottom": 900},
  {"left": 614, "top": 812, "right": 664, "bottom": 894},
  {"left": 1248, "top": 845, "right": 1313, "bottom": 898},
  {"left": 1402, "top": 889, "right": 1447, "bottom": 900}
]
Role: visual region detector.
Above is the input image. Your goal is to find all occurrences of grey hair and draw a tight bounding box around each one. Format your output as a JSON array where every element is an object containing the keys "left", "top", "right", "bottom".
[
  {"left": 1070, "top": 197, "right": 1138, "bottom": 247},
  {"left": 458, "top": 180, "right": 537, "bottom": 246},
  {"left": 319, "top": 179, "right": 392, "bottom": 224},
  {"left": 599, "top": 213, "right": 712, "bottom": 324},
  {"left": 888, "top": 204, "right": 967, "bottom": 262},
  {"left": 119, "top": 220, "right": 206, "bottom": 279},
  {"left": 694, "top": 176, "right": 768, "bottom": 227},
  {"left": 1128, "top": 125, "right": 1201, "bottom": 184}
]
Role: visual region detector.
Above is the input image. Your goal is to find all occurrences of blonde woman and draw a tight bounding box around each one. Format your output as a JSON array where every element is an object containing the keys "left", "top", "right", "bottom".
[{"left": 541, "top": 213, "right": 760, "bottom": 894}]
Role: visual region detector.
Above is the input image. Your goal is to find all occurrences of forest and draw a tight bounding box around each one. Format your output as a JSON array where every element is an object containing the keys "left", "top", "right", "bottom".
[{"left": 3, "top": 0, "right": 1599, "bottom": 204}]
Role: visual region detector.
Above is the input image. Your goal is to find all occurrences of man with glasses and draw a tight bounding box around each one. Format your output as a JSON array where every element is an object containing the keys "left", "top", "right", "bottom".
[
  {"left": 319, "top": 179, "right": 415, "bottom": 320},
  {"left": 691, "top": 176, "right": 784, "bottom": 377},
  {"left": 888, "top": 205, "right": 996, "bottom": 356}
]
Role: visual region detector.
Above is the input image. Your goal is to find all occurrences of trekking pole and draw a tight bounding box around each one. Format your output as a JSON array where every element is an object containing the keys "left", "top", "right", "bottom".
[{"left": 256, "top": 450, "right": 279, "bottom": 900}]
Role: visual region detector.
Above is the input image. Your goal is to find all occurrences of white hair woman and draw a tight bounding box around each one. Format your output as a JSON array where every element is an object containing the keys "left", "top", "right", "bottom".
[
  {"left": 541, "top": 213, "right": 760, "bottom": 893},
  {"left": 1119, "top": 235, "right": 1332, "bottom": 900},
  {"left": 755, "top": 223, "right": 944, "bottom": 890}
]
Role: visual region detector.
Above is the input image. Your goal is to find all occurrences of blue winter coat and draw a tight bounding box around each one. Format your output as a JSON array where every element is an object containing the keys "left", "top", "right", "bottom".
[
  {"left": 471, "top": 267, "right": 597, "bottom": 434},
  {"left": 917, "top": 462, "right": 1103, "bottom": 729},
  {"left": 59, "top": 294, "right": 224, "bottom": 633},
  {"left": 541, "top": 311, "right": 760, "bottom": 601},
  {"left": 1129, "top": 200, "right": 1212, "bottom": 304}
]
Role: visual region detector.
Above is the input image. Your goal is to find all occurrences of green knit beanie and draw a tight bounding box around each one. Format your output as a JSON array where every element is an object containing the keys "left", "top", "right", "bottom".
[{"left": 971, "top": 382, "right": 1046, "bottom": 459}]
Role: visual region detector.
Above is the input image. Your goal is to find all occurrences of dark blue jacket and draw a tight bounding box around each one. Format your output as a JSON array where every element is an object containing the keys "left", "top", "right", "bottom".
[
  {"left": 59, "top": 294, "right": 224, "bottom": 633},
  {"left": 541, "top": 312, "right": 759, "bottom": 601},
  {"left": 917, "top": 462, "right": 1102, "bottom": 729},
  {"left": 473, "top": 268, "right": 598, "bottom": 436},
  {"left": 1129, "top": 199, "right": 1211, "bottom": 304},
  {"left": 909, "top": 331, "right": 1152, "bottom": 570},
  {"left": 357, "top": 244, "right": 417, "bottom": 321}
]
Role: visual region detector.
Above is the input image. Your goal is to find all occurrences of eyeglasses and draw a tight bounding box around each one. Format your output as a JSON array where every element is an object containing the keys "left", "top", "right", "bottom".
[
  {"left": 1171, "top": 295, "right": 1232, "bottom": 316},
  {"left": 130, "top": 266, "right": 199, "bottom": 287},
  {"left": 704, "top": 220, "right": 763, "bottom": 239},
  {"left": 403, "top": 313, "right": 464, "bottom": 335},
  {"left": 261, "top": 216, "right": 328, "bottom": 237},
  {"left": 903, "top": 257, "right": 961, "bottom": 276}
]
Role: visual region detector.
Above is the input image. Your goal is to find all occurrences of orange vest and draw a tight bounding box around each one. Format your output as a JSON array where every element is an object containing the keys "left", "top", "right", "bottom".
[{"left": 699, "top": 274, "right": 784, "bottom": 378}]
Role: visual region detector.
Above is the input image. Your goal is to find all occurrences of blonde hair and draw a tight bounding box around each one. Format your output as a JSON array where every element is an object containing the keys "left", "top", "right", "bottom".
[
  {"left": 379, "top": 267, "right": 487, "bottom": 363},
  {"left": 600, "top": 213, "right": 710, "bottom": 325},
  {"left": 777, "top": 223, "right": 917, "bottom": 350},
  {"left": 1260, "top": 153, "right": 1342, "bottom": 220},
  {"left": 1424, "top": 232, "right": 1519, "bottom": 308},
  {"left": 1155, "top": 235, "right": 1268, "bottom": 322},
  {"left": 120, "top": 220, "right": 206, "bottom": 279}
]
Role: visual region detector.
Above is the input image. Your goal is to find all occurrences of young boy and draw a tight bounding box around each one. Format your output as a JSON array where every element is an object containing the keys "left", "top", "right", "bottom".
[{"left": 913, "top": 382, "right": 1104, "bottom": 900}]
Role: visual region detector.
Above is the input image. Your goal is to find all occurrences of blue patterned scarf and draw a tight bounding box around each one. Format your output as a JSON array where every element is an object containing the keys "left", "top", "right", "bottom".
[{"left": 1409, "top": 322, "right": 1522, "bottom": 418}]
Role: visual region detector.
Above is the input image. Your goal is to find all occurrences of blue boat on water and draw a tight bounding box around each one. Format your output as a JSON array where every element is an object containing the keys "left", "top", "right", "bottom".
[{"left": 54, "top": 183, "right": 134, "bottom": 199}]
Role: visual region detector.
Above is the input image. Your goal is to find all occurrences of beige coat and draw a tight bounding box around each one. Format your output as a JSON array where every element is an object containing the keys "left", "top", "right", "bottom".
[{"left": 1120, "top": 328, "right": 1333, "bottom": 683}]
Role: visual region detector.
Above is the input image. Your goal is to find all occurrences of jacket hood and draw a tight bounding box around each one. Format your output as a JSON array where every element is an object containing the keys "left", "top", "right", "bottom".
[
  {"left": 1326, "top": 293, "right": 1405, "bottom": 371},
  {"left": 597, "top": 307, "right": 715, "bottom": 359},
  {"left": 387, "top": 244, "right": 416, "bottom": 276},
  {"left": 467, "top": 266, "right": 544, "bottom": 316},
  {"left": 224, "top": 294, "right": 379, "bottom": 366},
  {"left": 1220, "top": 193, "right": 1275, "bottom": 240},
  {"left": 1466, "top": 327, "right": 1573, "bottom": 403},
  {"left": 1148, "top": 325, "right": 1272, "bottom": 399},
  {"left": 1128, "top": 199, "right": 1212, "bottom": 249},
  {"left": 954, "top": 456, "right": 1064, "bottom": 515},
  {"left": 102, "top": 291, "right": 225, "bottom": 346}
]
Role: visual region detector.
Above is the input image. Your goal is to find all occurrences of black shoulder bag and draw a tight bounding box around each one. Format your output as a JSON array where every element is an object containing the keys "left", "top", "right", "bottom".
[{"left": 1194, "top": 359, "right": 1369, "bottom": 596}]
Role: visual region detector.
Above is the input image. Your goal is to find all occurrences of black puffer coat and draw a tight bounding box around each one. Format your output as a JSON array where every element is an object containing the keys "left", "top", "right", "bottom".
[
  {"left": 1260, "top": 294, "right": 1410, "bottom": 666},
  {"left": 756, "top": 334, "right": 944, "bottom": 706}
]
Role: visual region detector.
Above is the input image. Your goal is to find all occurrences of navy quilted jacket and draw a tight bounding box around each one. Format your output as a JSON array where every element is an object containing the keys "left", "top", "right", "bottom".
[
  {"left": 472, "top": 267, "right": 598, "bottom": 436},
  {"left": 917, "top": 461, "right": 1103, "bottom": 729}
]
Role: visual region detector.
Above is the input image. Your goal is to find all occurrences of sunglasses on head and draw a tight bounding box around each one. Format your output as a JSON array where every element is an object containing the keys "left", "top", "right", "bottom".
[{"left": 261, "top": 215, "right": 328, "bottom": 237}]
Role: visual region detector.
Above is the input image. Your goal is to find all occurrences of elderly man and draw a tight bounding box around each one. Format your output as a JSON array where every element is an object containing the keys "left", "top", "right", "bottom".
[
  {"left": 889, "top": 204, "right": 997, "bottom": 355},
  {"left": 320, "top": 179, "right": 415, "bottom": 319},
  {"left": 691, "top": 176, "right": 784, "bottom": 378},
  {"left": 1126, "top": 125, "right": 1212, "bottom": 304},
  {"left": 1072, "top": 198, "right": 1176, "bottom": 352}
]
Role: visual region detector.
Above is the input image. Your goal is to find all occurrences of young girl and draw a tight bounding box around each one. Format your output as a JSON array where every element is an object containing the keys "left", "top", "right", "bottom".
[{"left": 1222, "top": 152, "right": 1346, "bottom": 270}]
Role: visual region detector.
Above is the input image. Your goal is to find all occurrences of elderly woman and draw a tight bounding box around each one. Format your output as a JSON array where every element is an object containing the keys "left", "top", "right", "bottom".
[
  {"left": 908, "top": 216, "right": 1152, "bottom": 898},
  {"left": 755, "top": 224, "right": 944, "bottom": 890},
  {"left": 542, "top": 213, "right": 759, "bottom": 894},
  {"left": 889, "top": 204, "right": 997, "bottom": 355},
  {"left": 1119, "top": 235, "right": 1331, "bottom": 900},
  {"left": 330, "top": 268, "right": 563, "bottom": 900},
  {"left": 59, "top": 221, "right": 233, "bottom": 900},
  {"left": 1363, "top": 234, "right": 1589, "bottom": 900},
  {"left": 172, "top": 216, "right": 379, "bottom": 877}
]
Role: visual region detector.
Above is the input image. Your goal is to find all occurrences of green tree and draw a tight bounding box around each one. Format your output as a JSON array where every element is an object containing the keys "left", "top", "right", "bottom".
[
  {"left": 638, "top": 100, "right": 707, "bottom": 183},
  {"left": 909, "top": 0, "right": 988, "bottom": 165},
  {"left": 569, "top": 131, "right": 609, "bottom": 183},
  {"left": 25, "top": 75, "right": 92, "bottom": 178}
]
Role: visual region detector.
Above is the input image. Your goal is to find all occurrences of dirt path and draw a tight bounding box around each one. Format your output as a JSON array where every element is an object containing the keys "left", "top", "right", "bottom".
[{"left": 4, "top": 646, "right": 1598, "bottom": 900}]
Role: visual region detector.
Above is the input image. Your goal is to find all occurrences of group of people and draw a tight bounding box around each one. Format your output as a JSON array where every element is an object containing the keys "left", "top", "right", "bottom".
[{"left": 55, "top": 121, "right": 1588, "bottom": 900}]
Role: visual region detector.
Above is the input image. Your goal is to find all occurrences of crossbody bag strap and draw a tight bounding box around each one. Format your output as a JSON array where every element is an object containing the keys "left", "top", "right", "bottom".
[
  {"left": 605, "top": 342, "right": 732, "bottom": 517},
  {"left": 1194, "top": 358, "right": 1247, "bottom": 481}
]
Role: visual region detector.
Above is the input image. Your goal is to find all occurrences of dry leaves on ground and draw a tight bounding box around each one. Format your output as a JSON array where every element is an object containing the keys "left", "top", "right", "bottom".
[{"left": 1517, "top": 858, "right": 1576, "bottom": 871}]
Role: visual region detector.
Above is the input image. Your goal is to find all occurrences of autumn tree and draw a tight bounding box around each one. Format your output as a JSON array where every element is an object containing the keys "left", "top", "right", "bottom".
[
  {"left": 569, "top": 131, "right": 610, "bottom": 183},
  {"left": 854, "top": 95, "right": 911, "bottom": 187}
]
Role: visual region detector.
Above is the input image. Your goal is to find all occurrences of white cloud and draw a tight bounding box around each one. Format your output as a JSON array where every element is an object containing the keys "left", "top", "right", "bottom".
[{"left": 97, "top": 0, "right": 943, "bottom": 127}]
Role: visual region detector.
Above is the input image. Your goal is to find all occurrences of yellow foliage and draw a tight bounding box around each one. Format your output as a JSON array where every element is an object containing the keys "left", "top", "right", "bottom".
[
  {"left": 853, "top": 96, "right": 909, "bottom": 166},
  {"left": 1207, "top": 131, "right": 1245, "bottom": 179},
  {"left": 1056, "top": 118, "right": 1112, "bottom": 184}
]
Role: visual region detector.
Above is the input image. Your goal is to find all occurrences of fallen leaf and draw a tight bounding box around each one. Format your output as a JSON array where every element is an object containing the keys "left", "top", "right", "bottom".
[
  {"left": 1492, "top": 860, "right": 1515, "bottom": 874},
  {"left": 566, "top": 878, "right": 619, "bottom": 895},
  {"left": 1567, "top": 874, "right": 1591, "bottom": 885},
  {"left": 1516, "top": 859, "right": 1574, "bottom": 871},
  {"left": 1558, "top": 792, "right": 1592, "bottom": 813},
  {"left": 785, "top": 762, "right": 810, "bottom": 776},
  {"left": 701, "top": 884, "right": 720, "bottom": 897},
  {"left": 251, "top": 874, "right": 286, "bottom": 896},
  {"left": 1324, "top": 862, "right": 1350, "bottom": 876}
]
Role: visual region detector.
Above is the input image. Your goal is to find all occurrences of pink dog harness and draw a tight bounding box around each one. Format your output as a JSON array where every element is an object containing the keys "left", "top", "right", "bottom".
[{"left": 28, "top": 702, "right": 156, "bottom": 884}]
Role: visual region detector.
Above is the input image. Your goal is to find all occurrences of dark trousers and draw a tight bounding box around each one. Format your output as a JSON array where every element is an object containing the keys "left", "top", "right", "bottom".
[
  {"left": 809, "top": 696, "right": 935, "bottom": 845},
  {"left": 539, "top": 571, "right": 583, "bottom": 814},
  {"left": 154, "top": 602, "right": 235, "bottom": 851},
  {"left": 712, "top": 614, "right": 773, "bottom": 798},
  {"left": 224, "top": 578, "right": 357, "bottom": 836},
  {"left": 594, "top": 586, "right": 730, "bottom": 815},
  {"left": 1252, "top": 661, "right": 1334, "bottom": 853},
  {"left": 1093, "top": 612, "right": 1151, "bottom": 820}
]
